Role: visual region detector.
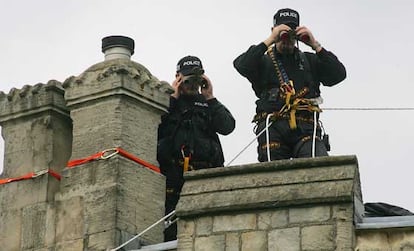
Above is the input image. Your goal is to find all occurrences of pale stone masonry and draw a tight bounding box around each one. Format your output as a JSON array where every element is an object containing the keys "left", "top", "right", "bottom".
[
  {"left": 0, "top": 81, "right": 72, "bottom": 251},
  {"left": 176, "top": 156, "right": 364, "bottom": 251},
  {"left": 0, "top": 36, "right": 172, "bottom": 250}
]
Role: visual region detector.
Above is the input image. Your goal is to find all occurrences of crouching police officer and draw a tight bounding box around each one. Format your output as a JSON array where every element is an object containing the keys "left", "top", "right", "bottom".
[
  {"left": 157, "top": 55, "right": 235, "bottom": 241},
  {"left": 233, "top": 8, "right": 346, "bottom": 161}
]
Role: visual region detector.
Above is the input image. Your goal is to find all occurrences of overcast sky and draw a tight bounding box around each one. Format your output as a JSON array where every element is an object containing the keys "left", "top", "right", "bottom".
[{"left": 1, "top": 0, "right": 414, "bottom": 212}]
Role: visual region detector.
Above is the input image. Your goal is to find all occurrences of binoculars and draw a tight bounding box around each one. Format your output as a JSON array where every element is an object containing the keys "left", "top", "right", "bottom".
[
  {"left": 182, "top": 67, "right": 208, "bottom": 89},
  {"left": 280, "top": 30, "right": 310, "bottom": 43}
]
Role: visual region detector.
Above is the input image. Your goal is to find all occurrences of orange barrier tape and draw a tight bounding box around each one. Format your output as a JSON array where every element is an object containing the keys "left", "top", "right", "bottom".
[
  {"left": 0, "top": 169, "right": 61, "bottom": 185},
  {"left": 67, "top": 147, "right": 160, "bottom": 173}
]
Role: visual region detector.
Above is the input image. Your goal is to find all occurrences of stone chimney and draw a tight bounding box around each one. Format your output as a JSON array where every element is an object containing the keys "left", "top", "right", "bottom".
[{"left": 0, "top": 36, "right": 173, "bottom": 250}]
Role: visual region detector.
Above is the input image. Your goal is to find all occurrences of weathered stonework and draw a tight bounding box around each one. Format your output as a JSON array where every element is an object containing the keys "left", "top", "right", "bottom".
[
  {"left": 0, "top": 80, "right": 71, "bottom": 179},
  {"left": 55, "top": 156, "right": 165, "bottom": 249},
  {"left": 0, "top": 81, "right": 71, "bottom": 251},
  {"left": 356, "top": 227, "right": 414, "bottom": 250},
  {"left": 176, "top": 155, "right": 363, "bottom": 251},
  {"left": 0, "top": 42, "right": 172, "bottom": 250},
  {"left": 63, "top": 58, "right": 172, "bottom": 162}
]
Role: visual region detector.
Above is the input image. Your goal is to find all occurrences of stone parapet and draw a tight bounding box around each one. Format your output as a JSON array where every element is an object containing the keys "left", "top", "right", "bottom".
[
  {"left": 0, "top": 80, "right": 68, "bottom": 123},
  {"left": 176, "top": 155, "right": 362, "bottom": 251}
]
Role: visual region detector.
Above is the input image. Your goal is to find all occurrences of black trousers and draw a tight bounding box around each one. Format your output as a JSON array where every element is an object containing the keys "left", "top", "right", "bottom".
[
  {"left": 162, "top": 163, "right": 184, "bottom": 242},
  {"left": 256, "top": 118, "right": 328, "bottom": 161}
]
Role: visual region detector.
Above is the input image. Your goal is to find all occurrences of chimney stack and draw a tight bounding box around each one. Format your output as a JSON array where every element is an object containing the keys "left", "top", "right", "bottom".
[{"left": 101, "top": 35, "right": 135, "bottom": 60}]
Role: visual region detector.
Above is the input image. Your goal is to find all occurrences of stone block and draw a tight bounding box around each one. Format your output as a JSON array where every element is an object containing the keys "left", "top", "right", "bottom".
[
  {"left": 196, "top": 216, "right": 213, "bottom": 236},
  {"left": 332, "top": 203, "right": 354, "bottom": 221},
  {"left": 225, "top": 233, "right": 240, "bottom": 251},
  {"left": 302, "top": 224, "right": 335, "bottom": 250},
  {"left": 257, "top": 209, "right": 288, "bottom": 229},
  {"left": 87, "top": 230, "right": 117, "bottom": 250},
  {"left": 183, "top": 164, "right": 357, "bottom": 195},
  {"left": 0, "top": 175, "right": 52, "bottom": 210},
  {"left": 0, "top": 208, "right": 22, "bottom": 251},
  {"left": 268, "top": 227, "right": 300, "bottom": 251},
  {"left": 389, "top": 231, "right": 414, "bottom": 251},
  {"left": 177, "top": 219, "right": 195, "bottom": 251},
  {"left": 241, "top": 231, "right": 267, "bottom": 251},
  {"left": 355, "top": 231, "right": 390, "bottom": 251},
  {"left": 289, "top": 205, "right": 331, "bottom": 224},
  {"left": 194, "top": 235, "right": 225, "bottom": 251},
  {"left": 55, "top": 239, "right": 84, "bottom": 251},
  {"left": 177, "top": 156, "right": 360, "bottom": 217},
  {"left": 84, "top": 186, "right": 117, "bottom": 234},
  {"left": 213, "top": 213, "right": 256, "bottom": 232},
  {"left": 336, "top": 221, "right": 355, "bottom": 250},
  {"left": 177, "top": 219, "right": 195, "bottom": 239},
  {"left": 21, "top": 203, "right": 56, "bottom": 250},
  {"left": 55, "top": 196, "right": 84, "bottom": 243}
]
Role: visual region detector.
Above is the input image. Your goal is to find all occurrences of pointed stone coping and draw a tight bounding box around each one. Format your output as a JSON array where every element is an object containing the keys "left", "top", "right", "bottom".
[{"left": 176, "top": 155, "right": 362, "bottom": 217}]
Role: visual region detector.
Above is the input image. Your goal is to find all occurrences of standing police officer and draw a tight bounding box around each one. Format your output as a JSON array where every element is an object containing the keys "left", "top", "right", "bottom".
[
  {"left": 233, "top": 8, "right": 346, "bottom": 161},
  {"left": 157, "top": 55, "right": 235, "bottom": 241}
]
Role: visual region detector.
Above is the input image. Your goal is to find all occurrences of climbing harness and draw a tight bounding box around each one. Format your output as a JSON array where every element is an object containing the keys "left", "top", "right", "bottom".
[{"left": 266, "top": 46, "right": 322, "bottom": 130}]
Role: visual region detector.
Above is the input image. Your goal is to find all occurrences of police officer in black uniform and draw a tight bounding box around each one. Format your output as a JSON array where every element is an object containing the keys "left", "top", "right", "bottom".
[
  {"left": 157, "top": 55, "right": 235, "bottom": 241},
  {"left": 233, "top": 8, "right": 346, "bottom": 161}
]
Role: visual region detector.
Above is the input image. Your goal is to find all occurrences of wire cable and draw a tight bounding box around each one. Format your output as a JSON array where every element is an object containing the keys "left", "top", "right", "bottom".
[
  {"left": 322, "top": 107, "right": 414, "bottom": 111},
  {"left": 110, "top": 210, "right": 176, "bottom": 251},
  {"left": 312, "top": 111, "right": 317, "bottom": 158},
  {"left": 265, "top": 113, "right": 273, "bottom": 162},
  {"left": 226, "top": 107, "right": 414, "bottom": 166},
  {"left": 226, "top": 120, "right": 273, "bottom": 166}
]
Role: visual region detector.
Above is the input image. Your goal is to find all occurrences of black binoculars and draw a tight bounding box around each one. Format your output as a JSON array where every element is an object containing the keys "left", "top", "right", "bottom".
[
  {"left": 182, "top": 67, "right": 208, "bottom": 88},
  {"left": 280, "top": 30, "right": 310, "bottom": 43}
]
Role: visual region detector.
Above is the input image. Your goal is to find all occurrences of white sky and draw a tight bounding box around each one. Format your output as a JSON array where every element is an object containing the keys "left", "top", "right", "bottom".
[{"left": 1, "top": 0, "right": 414, "bottom": 212}]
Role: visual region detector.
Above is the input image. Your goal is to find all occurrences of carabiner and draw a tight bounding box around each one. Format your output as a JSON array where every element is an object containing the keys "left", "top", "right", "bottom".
[
  {"left": 101, "top": 148, "right": 119, "bottom": 159},
  {"left": 33, "top": 169, "right": 49, "bottom": 178}
]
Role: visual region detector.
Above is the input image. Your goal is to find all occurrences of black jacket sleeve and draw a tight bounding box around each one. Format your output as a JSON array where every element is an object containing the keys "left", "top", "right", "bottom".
[
  {"left": 309, "top": 48, "right": 347, "bottom": 87},
  {"left": 207, "top": 98, "right": 235, "bottom": 136},
  {"left": 233, "top": 43, "right": 268, "bottom": 96}
]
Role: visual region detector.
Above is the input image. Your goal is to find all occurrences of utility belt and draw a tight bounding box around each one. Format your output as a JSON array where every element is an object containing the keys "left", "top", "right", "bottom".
[
  {"left": 171, "top": 159, "right": 214, "bottom": 172},
  {"left": 252, "top": 111, "right": 316, "bottom": 125}
]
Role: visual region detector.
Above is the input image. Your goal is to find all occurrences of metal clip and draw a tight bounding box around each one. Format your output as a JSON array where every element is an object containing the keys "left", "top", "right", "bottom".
[
  {"left": 33, "top": 169, "right": 49, "bottom": 178},
  {"left": 100, "top": 148, "right": 119, "bottom": 160}
]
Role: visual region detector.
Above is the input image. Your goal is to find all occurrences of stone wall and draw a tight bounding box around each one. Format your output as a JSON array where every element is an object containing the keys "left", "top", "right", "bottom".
[
  {"left": 356, "top": 225, "right": 414, "bottom": 250},
  {"left": 176, "top": 155, "right": 363, "bottom": 251}
]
